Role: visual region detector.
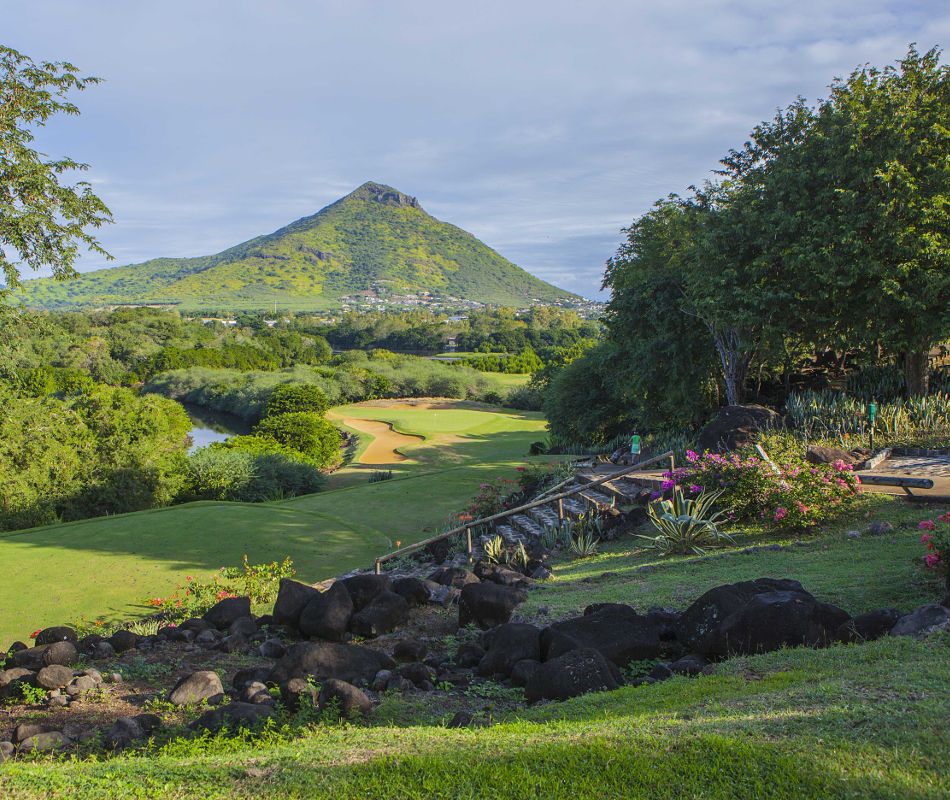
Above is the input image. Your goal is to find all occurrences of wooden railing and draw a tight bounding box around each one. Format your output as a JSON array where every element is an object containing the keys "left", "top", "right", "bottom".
[{"left": 373, "top": 450, "right": 674, "bottom": 574}]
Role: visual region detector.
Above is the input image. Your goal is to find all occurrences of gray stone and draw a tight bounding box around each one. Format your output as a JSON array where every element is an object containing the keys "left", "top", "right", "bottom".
[
  {"left": 203, "top": 596, "right": 251, "bottom": 630},
  {"left": 298, "top": 581, "right": 354, "bottom": 641},
  {"left": 191, "top": 702, "right": 276, "bottom": 732},
  {"left": 889, "top": 605, "right": 950, "bottom": 637},
  {"left": 18, "top": 731, "right": 67, "bottom": 752},
  {"left": 268, "top": 642, "right": 395, "bottom": 685},
  {"left": 92, "top": 641, "right": 116, "bottom": 660},
  {"left": 36, "top": 665, "right": 75, "bottom": 690},
  {"left": 259, "top": 638, "right": 287, "bottom": 659},
  {"left": 372, "top": 669, "right": 393, "bottom": 691},
  {"left": 525, "top": 647, "right": 622, "bottom": 702},
  {"left": 868, "top": 521, "right": 895, "bottom": 536},
  {"left": 42, "top": 641, "right": 78, "bottom": 667},
  {"left": 272, "top": 579, "right": 320, "bottom": 628},
  {"left": 168, "top": 670, "right": 225, "bottom": 706},
  {"left": 318, "top": 678, "right": 372, "bottom": 719},
  {"left": 0, "top": 740, "right": 14, "bottom": 762},
  {"left": 104, "top": 717, "right": 145, "bottom": 749}
]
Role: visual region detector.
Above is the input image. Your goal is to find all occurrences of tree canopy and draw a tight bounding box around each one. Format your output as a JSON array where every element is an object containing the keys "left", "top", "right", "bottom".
[{"left": 1, "top": 44, "right": 112, "bottom": 289}]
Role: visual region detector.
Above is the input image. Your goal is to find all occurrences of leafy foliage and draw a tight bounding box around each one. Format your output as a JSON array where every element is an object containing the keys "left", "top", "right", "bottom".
[
  {"left": 0, "top": 45, "right": 112, "bottom": 289},
  {"left": 640, "top": 487, "right": 733, "bottom": 556},
  {"left": 253, "top": 412, "right": 341, "bottom": 468}
]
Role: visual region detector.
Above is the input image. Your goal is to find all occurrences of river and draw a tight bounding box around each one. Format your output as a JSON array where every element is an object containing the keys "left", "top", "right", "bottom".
[{"left": 181, "top": 403, "right": 252, "bottom": 453}]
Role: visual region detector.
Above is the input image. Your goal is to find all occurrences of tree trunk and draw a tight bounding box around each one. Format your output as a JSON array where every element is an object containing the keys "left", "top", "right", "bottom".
[{"left": 905, "top": 349, "right": 930, "bottom": 397}]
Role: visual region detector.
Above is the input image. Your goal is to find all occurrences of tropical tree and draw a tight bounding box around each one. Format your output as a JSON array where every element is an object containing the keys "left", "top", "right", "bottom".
[{"left": 1, "top": 44, "right": 112, "bottom": 290}]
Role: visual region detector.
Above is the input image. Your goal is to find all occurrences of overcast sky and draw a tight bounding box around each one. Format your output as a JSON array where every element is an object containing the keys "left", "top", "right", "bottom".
[{"left": 5, "top": 1, "right": 949, "bottom": 299}]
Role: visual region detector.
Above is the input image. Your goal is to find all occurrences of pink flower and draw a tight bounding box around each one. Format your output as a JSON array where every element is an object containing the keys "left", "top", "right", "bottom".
[
  {"left": 686, "top": 450, "right": 699, "bottom": 463},
  {"left": 796, "top": 502, "right": 808, "bottom": 514},
  {"left": 924, "top": 553, "right": 940, "bottom": 567},
  {"left": 516, "top": 466, "right": 525, "bottom": 472},
  {"left": 921, "top": 533, "right": 933, "bottom": 543},
  {"left": 773, "top": 507, "right": 787, "bottom": 521},
  {"left": 661, "top": 479, "right": 675, "bottom": 490},
  {"left": 919, "top": 520, "right": 937, "bottom": 531},
  {"left": 939, "top": 512, "right": 950, "bottom": 523}
]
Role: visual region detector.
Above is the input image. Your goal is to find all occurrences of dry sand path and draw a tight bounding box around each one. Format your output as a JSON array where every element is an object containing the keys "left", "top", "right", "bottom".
[{"left": 338, "top": 417, "right": 425, "bottom": 464}]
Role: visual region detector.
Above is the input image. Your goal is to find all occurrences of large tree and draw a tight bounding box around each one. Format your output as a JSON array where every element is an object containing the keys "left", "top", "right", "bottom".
[{"left": 1, "top": 45, "right": 112, "bottom": 290}]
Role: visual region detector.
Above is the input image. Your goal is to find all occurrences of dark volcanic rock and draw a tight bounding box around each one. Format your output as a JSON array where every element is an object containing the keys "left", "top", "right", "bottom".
[
  {"left": 458, "top": 583, "right": 527, "bottom": 630},
  {"left": 279, "top": 676, "right": 318, "bottom": 712},
  {"left": 428, "top": 566, "right": 480, "bottom": 589},
  {"left": 272, "top": 579, "right": 320, "bottom": 628},
  {"left": 342, "top": 574, "right": 394, "bottom": 611},
  {"left": 889, "top": 605, "right": 950, "bottom": 637},
  {"left": 203, "top": 596, "right": 251, "bottom": 630},
  {"left": 454, "top": 643, "right": 486, "bottom": 668},
  {"left": 34, "top": 626, "right": 78, "bottom": 646},
  {"left": 674, "top": 578, "right": 810, "bottom": 653},
  {"left": 269, "top": 642, "right": 395, "bottom": 685},
  {"left": 318, "top": 678, "right": 372, "bottom": 719},
  {"left": 541, "top": 605, "right": 661, "bottom": 666},
  {"left": 525, "top": 647, "right": 622, "bottom": 702},
  {"left": 41, "top": 641, "right": 79, "bottom": 667},
  {"left": 837, "top": 608, "right": 905, "bottom": 643},
  {"left": 299, "top": 581, "right": 354, "bottom": 641},
  {"left": 510, "top": 658, "right": 541, "bottom": 687},
  {"left": 805, "top": 446, "right": 863, "bottom": 467},
  {"left": 392, "top": 577, "right": 430, "bottom": 607},
  {"left": 191, "top": 702, "right": 275, "bottom": 731},
  {"left": 108, "top": 630, "right": 138, "bottom": 654},
  {"left": 696, "top": 404, "right": 781, "bottom": 453},
  {"left": 349, "top": 591, "right": 410, "bottom": 638},
  {"left": 393, "top": 639, "right": 427, "bottom": 663},
  {"left": 478, "top": 623, "right": 541, "bottom": 678}
]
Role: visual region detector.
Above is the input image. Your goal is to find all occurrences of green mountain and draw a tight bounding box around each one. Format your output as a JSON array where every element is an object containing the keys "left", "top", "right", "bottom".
[{"left": 14, "top": 182, "right": 576, "bottom": 311}]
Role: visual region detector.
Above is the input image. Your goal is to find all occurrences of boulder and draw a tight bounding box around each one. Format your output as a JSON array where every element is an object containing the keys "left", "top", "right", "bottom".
[
  {"left": 9, "top": 646, "right": 48, "bottom": 671},
  {"left": 17, "top": 731, "right": 67, "bottom": 752},
  {"left": 203, "top": 596, "right": 251, "bottom": 631},
  {"left": 41, "top": 641, "right": 78, "bottom": 667},
  {"left": 36, "top": 665, "right": 74, "bottom": 690},
  {"left": 837, "top": 609, "right": 905, "bottom": 643},
  {"left": 674, "top": 578, "right": 811, "bottom": 652},
  {"left": 510, "top": 658, "right": 541, "bottom": 687},
  {"left": 696, "top": 404, "right": 781, "bottom": 453},
  {"left": 232, "top": 667, "right": 270, "bottom": 691},
  {"left": 191, "top": 702, "right": 276, "bottom": 731},
  {"left": 669, "top": 654, "right": 707, "bottom": 676},
  {"left": 168, "top": 670, "right": 225, "bottom": 706},
  {"left": 103, "top": 717, "right": 145, "bottom": 749},
  {"left": 341, "top": 574, "right": 393, "bottom": 611},
  {"left": 259, "top": 638, "right": 287, "bottom": 659},
  {"left": 214, "top": 633, "right": 247, "bottom": 654},
  {"left": 0, "top": 741, "right": 13, "bottom": 762},
  {"left": 298, "top": 581, "right": 354, "bottom": 641},
  {"left": 396, "top": 662, "right": 434, "bottom": 687},
  {"left": 349, "top": 592, "right": 409, "bottom": 638},
  {"left": 805, "top": 446, "right": 863, "bottom": 467},
  {"left": 228, "top": 616, "right": 259, "bottom": 638},
  {"left": 868, "top": 521, "right": 895, "bottom": 536},
  {"left": 78, "top": 634, "right": 104, "bottom": 655},
  {"left": 524, "top": 647, "right": 622, "bottom": 702},
  {"left": 454, "top": 643, "right": 485, "bottom": 668},
  {"left": 393, "top": 639, "right": 427, "bottom": 663},
  {"left": 34, "top": 626, "right": 78, "bottom": 646},
  {"left": 477, "top": 623, "right": 541, "bottom": 677},
  {"left": 458, "top": 583, "right": 527, "bottom": 630},
  {"left": 272, "top": 579, "right": 320, "bottom": 628},
  {"left": 179, "top": 617, "right": 213, "bottom": 633},
  {"left": 698, "top": 590, "right": 850, "bottom": 656},
  {"left": 889, "top": 605, "right": 950, "bottom": 637},
  {"left": 92, "top": 641, "right": 116, "bottom": 660},
  {"left": 428, "top": 566, "right": 480, "bottom": 589},
  {"left": 392, "top": 577, "right": 430, "bottom": 607},
  {"left": 475, "top": 563, "right": 528, "bottom": 588},
  {"left": 318, "top": 678, "right": 372, "bottom": 719},
  {"left": 108, "top": 630, "right": 138, "bottom": 654},
  {"left": 268, "top": 642, "right": 395, "bottom": 685},
  {"left": 541, "top": 605, "right": 662, "bottom": 666},
  {"left": 279, "top": 677, "right": 318, "bottom": 711}
]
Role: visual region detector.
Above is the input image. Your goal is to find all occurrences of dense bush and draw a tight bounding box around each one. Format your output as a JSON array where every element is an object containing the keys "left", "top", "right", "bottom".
[
  {"left": 253, "top": 412, "right": 342, "bottom": 468},
  {"left": 665, "top": 449, "right": 861, "bottom": 528},
  {"left": 182, "top": 446, "right": 326, "bottom": 502},
  {"left": 264, "top": 383, "right": 330, "bottom": 418}
]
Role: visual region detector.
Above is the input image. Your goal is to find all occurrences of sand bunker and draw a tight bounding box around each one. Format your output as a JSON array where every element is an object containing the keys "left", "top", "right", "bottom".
[{"left": 340, "top": 418, "right": 425, "bottom": 464}]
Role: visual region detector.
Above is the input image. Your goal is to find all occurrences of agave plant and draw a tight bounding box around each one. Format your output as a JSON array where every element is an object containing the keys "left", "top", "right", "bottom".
[
  {"left": 569, "top": 527, "right": 600, "bottom": 558},
  {"left": 482, "top": 534, "right": 505, "bottom": 564},
  {"left": 639, "top": 487, "right": 735, "bottom": 556}
]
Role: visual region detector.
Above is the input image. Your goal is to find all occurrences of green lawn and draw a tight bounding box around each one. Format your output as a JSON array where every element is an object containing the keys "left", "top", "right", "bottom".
[
  {"left": 2, "top": 496, "right": 949, "bottom": 799},
  {"left": 0, "top": 402, "right": 549, "bottom": 645}
]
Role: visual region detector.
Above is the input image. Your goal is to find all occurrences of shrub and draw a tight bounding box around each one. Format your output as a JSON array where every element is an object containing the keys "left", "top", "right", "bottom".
[
  {"left": 184, "top": 447, "right": 257, "bottom": 501},
  {"left": 264, "top": 383, "right": 330, "bottom": 418},
  {"left": 253, "top": 412, "right": 342, "bottom": 468},
  {"left": 666, "top": 449, "right": 861, "bottom": 528},
  {"left": 640, "top": 487, "right": 734, "bottom": 556},
  {"left": 919, "top": 513, "right": 950, "bottom": 571}
]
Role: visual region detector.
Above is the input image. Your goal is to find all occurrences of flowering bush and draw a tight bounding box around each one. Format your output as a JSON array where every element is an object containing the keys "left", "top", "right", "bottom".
[
  {"left": 919, "top": 513, "right": 950, "bottom": 571},
  {"left": 665, "top": 449, "right": 862, "bottom": 528},
  {"left": 143, "top": 556, "right": 295, "bottom": 622},
  {"left": 467, "top": 477, "right": 517, "bottom": 519}
]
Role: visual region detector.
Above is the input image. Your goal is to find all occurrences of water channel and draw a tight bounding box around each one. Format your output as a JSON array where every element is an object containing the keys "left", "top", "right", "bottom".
[{"left": 181, "top": 403, "right": 252, "bottom": 453}]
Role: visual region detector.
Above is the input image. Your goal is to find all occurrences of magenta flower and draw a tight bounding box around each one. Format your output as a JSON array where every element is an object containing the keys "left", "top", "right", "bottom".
[
  {"left": 921, "top": 533, "right": 933, "bottom": 543},
  {"left": 649, "top": 491, "right": 662, "bottom": 500},
  {"left": 686, "top": 450, "right": 699, "bottom": 463},
  {"left": 773, "top": 507, "right": 787, "bottom": 521},
  {"left": 924, "top": 553, "right": 940, "bottom": 567},
  {"left": 689, "top": 484, "right": 702, "bottom": 494},
  {"left": 919, "top": 520, "right": 937, "bottom": 531},
  {"left": 661, "top": 479, "right": 675, "bottom": 490}
]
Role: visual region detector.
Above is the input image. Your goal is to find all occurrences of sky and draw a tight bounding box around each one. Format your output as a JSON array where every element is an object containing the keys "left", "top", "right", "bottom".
[{"left": 5, "top": 1, "right": 950, "bottom": 299}]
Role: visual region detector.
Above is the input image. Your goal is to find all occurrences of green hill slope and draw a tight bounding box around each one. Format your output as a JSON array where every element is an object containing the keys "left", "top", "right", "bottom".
[{"left": 14, "top": 182, "right": 576, "bottom": 310}]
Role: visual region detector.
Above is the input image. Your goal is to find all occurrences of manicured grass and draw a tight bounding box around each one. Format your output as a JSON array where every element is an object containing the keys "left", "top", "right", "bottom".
[
  {"left": 0, "top": 402, "right": 549, "bottom": 645},
  {"left": 2, "top": 513, "right": 949, "bottom": 799}
]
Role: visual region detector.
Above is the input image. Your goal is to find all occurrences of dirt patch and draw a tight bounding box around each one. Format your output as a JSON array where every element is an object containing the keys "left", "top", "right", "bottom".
[
  {"left": 339, "top": 418, "right": 425, "bottom": 464},
  {"left": 353, "top": 398, "right": 482, "bottom": 411}
]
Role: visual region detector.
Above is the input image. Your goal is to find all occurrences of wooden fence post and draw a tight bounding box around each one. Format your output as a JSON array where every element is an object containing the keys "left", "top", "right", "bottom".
[
  {"left": 466, "top": 527, "right": 472, "bottom": 561},
  {"left": 557, "top": 498, "right": 564, "bottom": 520}
]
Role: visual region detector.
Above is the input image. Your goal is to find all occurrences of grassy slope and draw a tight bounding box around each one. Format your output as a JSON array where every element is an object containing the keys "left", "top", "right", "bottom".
[
  {"left": 12, "top": 183, "right": 574, "bottom": 310},
  {"left": 0, "top": 403, "right": 546, "bottom": 645},
  {"left": 2, "top": 496, "right": 948, "bottom": 799}
]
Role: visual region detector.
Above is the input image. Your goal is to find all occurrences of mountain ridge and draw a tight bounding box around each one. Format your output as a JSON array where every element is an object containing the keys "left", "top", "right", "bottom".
[{"left": 14, "top": 182, "right": 577, "bottom": 310}]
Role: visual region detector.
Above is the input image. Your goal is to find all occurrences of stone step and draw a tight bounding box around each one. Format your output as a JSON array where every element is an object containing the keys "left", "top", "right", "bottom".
[
  {"left": 576, "top": 488, "right": 615, "bottom": 509},
  {"left": 493, "top": 523, "right": 525, "bottom": 544},
  {"left": 560, "top": 495, "right": 589, "bottom": 519},
  {"left": 527, "top": 503, "right": 560, "bottom": 529},
  {"left": 509, "top": 513, "right": 545, "bottom": 540}
]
